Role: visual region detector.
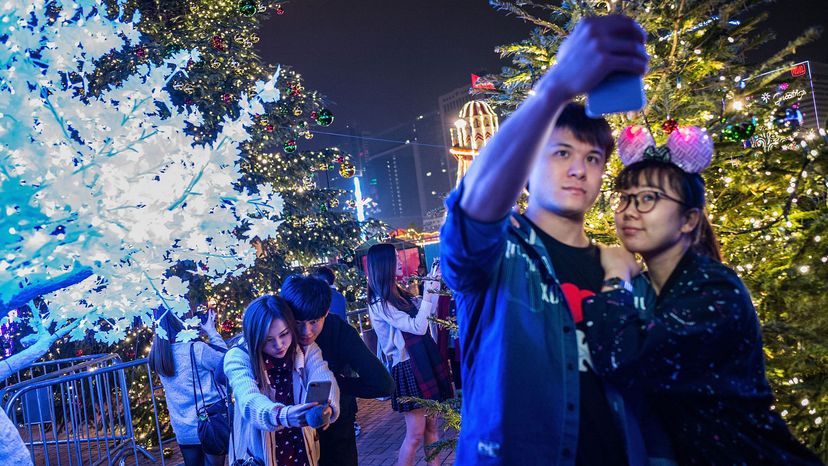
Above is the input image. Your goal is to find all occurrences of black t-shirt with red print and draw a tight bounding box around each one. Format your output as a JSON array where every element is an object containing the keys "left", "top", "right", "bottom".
[{"left": 526, "top": 219, "right": 627, "bottom": 466}]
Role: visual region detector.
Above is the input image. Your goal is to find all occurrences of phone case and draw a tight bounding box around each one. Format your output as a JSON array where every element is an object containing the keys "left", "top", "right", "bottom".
[
  {"left": 586, "top": 73, "right": 646, "bottom": 117},
  {"left": 304, "top": 381, "right": 332, "bottom": 404}
]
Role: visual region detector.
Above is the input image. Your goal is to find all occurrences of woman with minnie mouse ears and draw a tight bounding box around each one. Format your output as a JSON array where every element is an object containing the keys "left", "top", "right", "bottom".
[{"left": 583, "top": 125, "right": 821, "bottom": 465}]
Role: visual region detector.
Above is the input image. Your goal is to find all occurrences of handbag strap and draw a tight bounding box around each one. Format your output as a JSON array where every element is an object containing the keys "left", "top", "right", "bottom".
[{"left": 189, "top": 342, "right": 208, "bottom": 410}]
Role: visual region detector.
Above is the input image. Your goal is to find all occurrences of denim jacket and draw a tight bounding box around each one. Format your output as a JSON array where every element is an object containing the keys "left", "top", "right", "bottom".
[{"left": 440, "top": 183, "right": 667, "bottom": 465}]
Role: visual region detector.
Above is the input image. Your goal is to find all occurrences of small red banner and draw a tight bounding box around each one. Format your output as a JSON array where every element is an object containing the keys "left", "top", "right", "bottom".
[
  {"left": 790, "top": 64, "right": 807, "bottom": 77},
  {"left": 471, "top": 74, "right": 496, "bottom": 90}
]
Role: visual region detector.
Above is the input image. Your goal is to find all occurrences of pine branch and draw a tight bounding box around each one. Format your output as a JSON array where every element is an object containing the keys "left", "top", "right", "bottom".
[
  {"left": 489, "top": 0, "right": 565, "bottom": 33},
  {"left": 755, "top": 27, "right": 822, "bottom": 75}
]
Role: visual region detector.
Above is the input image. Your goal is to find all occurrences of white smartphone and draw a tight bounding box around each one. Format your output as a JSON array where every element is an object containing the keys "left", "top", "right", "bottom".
[
  {"left": 303, "top": 381, "right": 332, "bottom": 404},
  {"left": 430, "top": 258, "right": 441, "bottom": 278}
]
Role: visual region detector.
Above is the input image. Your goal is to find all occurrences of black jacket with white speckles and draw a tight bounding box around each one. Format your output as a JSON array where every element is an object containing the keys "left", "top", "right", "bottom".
[{"left": 583, "top": 251, "right": 822, "bottom": 465}]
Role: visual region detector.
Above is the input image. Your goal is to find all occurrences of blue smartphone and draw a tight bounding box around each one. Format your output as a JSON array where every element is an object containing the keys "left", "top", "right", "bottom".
[{"left": 586, "top": 73, "right": 646, "bottom": 118}]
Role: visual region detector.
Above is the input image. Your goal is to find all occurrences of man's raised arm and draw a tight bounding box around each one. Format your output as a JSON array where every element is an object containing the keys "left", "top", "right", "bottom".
[{"left": 459, "top": 15, "right": 649, "bottom": 222}]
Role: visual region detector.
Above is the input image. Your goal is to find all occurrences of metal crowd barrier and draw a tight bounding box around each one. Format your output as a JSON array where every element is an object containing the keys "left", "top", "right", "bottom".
[
  {"left": 0, "top": 354, "right": 111, "bottom": 391},
  {"left": 1, "top": 355, "right": 166, "bottom": 466},
  {"left": 347, "top": 307, "right": 380, "bottom": 356},
  {"left": 346, "top": 307, "right": 369, "bottom": 334}
]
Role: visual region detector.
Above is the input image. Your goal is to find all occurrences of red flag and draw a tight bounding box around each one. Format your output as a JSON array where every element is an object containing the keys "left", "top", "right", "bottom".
[{"left": 471, "top": 74, "right": 496, "bottom": 90}]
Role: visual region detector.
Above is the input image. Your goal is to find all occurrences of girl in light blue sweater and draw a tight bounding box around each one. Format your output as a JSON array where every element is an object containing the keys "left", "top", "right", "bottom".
[{"left": 150, "top": 307, "right": 227, "bottom": 466}]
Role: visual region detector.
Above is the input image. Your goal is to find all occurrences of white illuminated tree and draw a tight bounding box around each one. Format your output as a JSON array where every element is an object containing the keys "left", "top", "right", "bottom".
[{"left": 0, "top": 0, "right": 286, "bottom": 381}]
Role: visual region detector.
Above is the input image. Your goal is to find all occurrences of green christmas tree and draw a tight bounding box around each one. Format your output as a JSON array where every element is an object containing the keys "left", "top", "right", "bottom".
[
  {"left": 485, "top": 0, "right": 827, "bottom": 458},
  {"left": 86, "top": 0, "right": 381, "bottom": 328}
]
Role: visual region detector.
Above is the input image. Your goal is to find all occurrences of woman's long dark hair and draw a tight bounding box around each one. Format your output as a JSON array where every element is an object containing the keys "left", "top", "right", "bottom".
[
  {"left": 242, "top": 295, "right": 299, "bottom": 389},
  {"left": 149, "top": 307, "right": 186, "bottom": 377},
  {"left": 614, "top": 159, "right": 722, "bottom": 261},
  {"left": 366, "top": 243, "right": 415, "bottom": 315}
]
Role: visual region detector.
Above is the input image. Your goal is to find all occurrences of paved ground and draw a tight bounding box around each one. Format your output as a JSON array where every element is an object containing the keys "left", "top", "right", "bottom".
[
  {"left": 29, "top": 397, "right": 456, "bottom": 465},
  {"left": 355, "top": 398, "right": 456, "bottom": 466}
]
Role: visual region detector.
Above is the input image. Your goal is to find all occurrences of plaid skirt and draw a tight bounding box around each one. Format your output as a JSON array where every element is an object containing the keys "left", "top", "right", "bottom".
[{"left": 391, "top": 359, "right": 423, "bottom": 413}]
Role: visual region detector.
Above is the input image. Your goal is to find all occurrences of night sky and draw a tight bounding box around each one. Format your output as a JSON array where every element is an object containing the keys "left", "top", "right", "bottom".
[{"left": 258, "top": 0, "right": 828, "bottom": 138}]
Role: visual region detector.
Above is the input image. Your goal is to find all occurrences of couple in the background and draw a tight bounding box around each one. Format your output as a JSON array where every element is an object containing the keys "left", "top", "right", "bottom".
[
  {"left": 441, "top": 14, "right": 821, "bottom": 466},
  {"left": 152, "top": 269, "right": 396, "bottom": 466}
]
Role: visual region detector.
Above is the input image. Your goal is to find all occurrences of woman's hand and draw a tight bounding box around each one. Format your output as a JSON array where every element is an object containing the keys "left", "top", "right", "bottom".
[
  {"left": 598, "top": 244, "right": 641, "bottom": 282},
  {"left": 280, "top": 402, "right": 319, "bottom": 428},
  {"left": 428, "top": 258, "right": 442, "bottom": 280},
  {"left": 422, "top": 278, "right": 441, "bottom": 296},
  {"left": 200, "top": 309, "right": 218, "bottom": 334},
  {"left": 422, "top": 260, "right": 442, "bottom": 297}
]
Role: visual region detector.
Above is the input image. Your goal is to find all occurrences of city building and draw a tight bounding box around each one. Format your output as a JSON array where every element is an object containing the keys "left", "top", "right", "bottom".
[
  {"left": 361, "top": 112, "right": 453, "bottom": 230},
  {"left": 351, "top": 80, "right": 505, "bottom": 231},
  {"left": 806, "top": 61, "right": 828, "bottom": 130}
]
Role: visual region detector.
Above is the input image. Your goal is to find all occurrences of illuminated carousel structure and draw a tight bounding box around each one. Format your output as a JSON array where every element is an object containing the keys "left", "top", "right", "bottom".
[{"left": 449, "top": 100, "right": 500, "bottom": 187}]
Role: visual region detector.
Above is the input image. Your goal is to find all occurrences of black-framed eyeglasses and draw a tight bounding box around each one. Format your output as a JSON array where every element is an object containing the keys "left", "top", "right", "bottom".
[{"left": 609, "top": 190, "right": 687, "bottom": 214}]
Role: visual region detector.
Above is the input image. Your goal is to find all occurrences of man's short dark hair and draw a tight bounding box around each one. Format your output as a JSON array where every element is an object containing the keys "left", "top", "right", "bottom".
[
  {"left": 314, "top": 266, "right": 336, "bottom": 286},
  {"left": 554, "top": 102, "right": 615, "bottom": 159},
  {"left": 280, "top": 274, "right": 332, "bottom": 321}
]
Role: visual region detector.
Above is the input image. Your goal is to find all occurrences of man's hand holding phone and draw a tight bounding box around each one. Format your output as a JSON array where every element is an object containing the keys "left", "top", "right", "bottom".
[{"left": 535, "top": 15, "right": 649, "bottom": 106}]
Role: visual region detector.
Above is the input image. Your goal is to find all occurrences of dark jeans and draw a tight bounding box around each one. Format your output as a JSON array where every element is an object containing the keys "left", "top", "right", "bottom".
[
  {"left": 179, "top": 444, "right": 225, "bottom": 466},
  {"left": 318, "top": 414, "right": 358, "bottom": 466}
]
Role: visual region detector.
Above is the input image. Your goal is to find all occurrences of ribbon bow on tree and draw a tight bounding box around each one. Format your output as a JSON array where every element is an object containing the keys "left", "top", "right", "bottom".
[{"left": 618, "top": 125, "right": 714, "bottom": 173}]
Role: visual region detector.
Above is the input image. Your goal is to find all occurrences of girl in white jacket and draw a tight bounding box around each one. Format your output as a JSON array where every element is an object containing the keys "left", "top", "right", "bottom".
[
  {"left": 224, "top": 295, "right": 339, "bottom": 466},
  {"left": 366, "top": 243, "right": 441, "bottom": 466}
]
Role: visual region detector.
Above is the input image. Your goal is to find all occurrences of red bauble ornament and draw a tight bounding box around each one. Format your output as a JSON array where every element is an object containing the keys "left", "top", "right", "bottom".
[
  {"left": 211, "top": 35, "right": 225, "bottom": 51},
  {"left": 276, "top": 6, "right": 285, "bottom": 14},
  {"left": 266, "top": 124, "right": 274, "bottom": 132},
  {"left": 311, "top": 111, "right": 318, "bottom": 119},
  {"left": 135, "top": 47, "right": 147, "bottom": 58},
  {"left": 126, "top": 350, "right": 136, "bottom": 360},
  {"left": 221, "top": 319, "right": 234, "bottom": 333},
  {"left": 222, "top": 93, "right": 233, "bottom": 103},
  {"left": 661, "top": 118, "right": 679, "bottom": 134},
  {"left": 75, "top": 349, "right": 84, "bottom": 357}
]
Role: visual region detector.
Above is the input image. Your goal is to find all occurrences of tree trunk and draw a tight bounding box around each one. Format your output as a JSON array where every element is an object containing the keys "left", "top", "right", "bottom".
[
  {"left": 0, "top": 409, "right": 33, "bottom": 466},
  {"left": 0, "top": 333, "right": 55, "bottom": 381}
]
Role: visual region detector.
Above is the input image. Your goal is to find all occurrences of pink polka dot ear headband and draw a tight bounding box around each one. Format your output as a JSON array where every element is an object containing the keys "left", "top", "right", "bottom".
[{"left": 617, "top": 125, "right": 714, "bottom": 174}]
